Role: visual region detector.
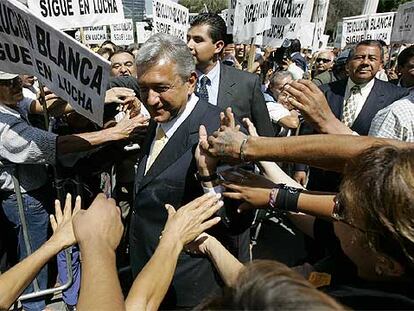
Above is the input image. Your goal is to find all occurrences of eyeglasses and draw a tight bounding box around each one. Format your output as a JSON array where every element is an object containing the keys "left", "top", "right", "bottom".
[
  {"left": 332, "top": 194, "right": 378, "bottom": 234},
  {"left": 316, "top": 58, "right": 332, "bottom": 63},
  {"left": 0, "top": 77, "right": 22, "bottom": 87}
]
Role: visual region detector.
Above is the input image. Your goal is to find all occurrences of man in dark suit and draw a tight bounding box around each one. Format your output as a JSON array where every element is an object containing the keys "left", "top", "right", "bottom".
[
  {"left": 290, "top": 39, "right": 308, "bottom": 72},
  {"left": 187, "top": 13, "right": 274, "bottom": 137},
  {"left": 130, "top": 33, "right": 251, "bottom": 308},
  {"left": 289, "top": 40, "right": 409, "bottom": 191}
]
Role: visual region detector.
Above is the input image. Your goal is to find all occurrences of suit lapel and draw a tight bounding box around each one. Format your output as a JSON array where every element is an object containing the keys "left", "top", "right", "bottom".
[
  {"left": 217, "top": 64, "right": 236, "bottom": 109},
  {"left": 352, "top": 79, "right": 385, "bottom": 133},
  {"left": 328, "top": 79, "right": 347, "bottom": 119},
  {"left": 138, "top": 100, "right": 206, "bottom": 190}
]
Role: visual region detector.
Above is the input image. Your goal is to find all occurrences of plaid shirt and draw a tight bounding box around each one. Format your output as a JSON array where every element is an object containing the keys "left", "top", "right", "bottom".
[{"left": 369, "top": 92, "right": 414, "bottom": 142}]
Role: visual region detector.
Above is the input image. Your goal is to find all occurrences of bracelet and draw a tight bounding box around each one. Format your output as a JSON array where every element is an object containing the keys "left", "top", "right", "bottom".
[
  {"left": 239, "top": 136, "right": 250, "bottom": 162},
  {"left": 268, "top": 184, "right": 286, "bottom": 208},
  {"left": 270, "top": 184, "right": 303, "bottom": 213}
]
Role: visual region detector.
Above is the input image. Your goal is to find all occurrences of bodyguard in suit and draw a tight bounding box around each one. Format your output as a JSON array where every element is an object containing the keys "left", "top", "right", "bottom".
[
  {"left": 291, "top": 40, "right": 409, "bottom": 191},
  {"left": 130, "top": 33, "right": 251, "bottom": 308},
  {"left": 187, "top": 13, "right": 274, "bottom": 137}
]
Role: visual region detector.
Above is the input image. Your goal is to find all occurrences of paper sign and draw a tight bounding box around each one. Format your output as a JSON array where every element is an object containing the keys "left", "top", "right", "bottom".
[
  {"left": 0, "top": 0, "right": 110, "bottom": 125},
  {"left": 84, "top": 25, "right": 109, "bottom": 45},
  {"left": 152, "top": 0, "right": 189, "bottom": 41},
  {"left": 110, "top": 19, "right": 134, "bottom": 46},
  {"left": 27, "top": 0, "right": 125, "bottom": 30},
  {"left": 391, "top": 1, "right": 414, "bottom": 43}
]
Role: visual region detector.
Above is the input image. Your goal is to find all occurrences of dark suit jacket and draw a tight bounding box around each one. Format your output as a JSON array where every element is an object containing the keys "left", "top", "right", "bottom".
[
  {"left": 218, "top": 64, "right": 274, "bottom": 137},
  {"left": 130, "top": 99, "right": 251, "bottom": 307},
  {"left": 291, "top": 52, "right": 307, "bottom": 72},
  {"left": 305, "top": 78, "right": 409, "bottom": 191}
]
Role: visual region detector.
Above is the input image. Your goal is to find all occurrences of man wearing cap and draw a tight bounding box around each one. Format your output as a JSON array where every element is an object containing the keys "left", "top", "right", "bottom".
[{"left": 0, "top": 71, "right": 146, "bottom": 310}]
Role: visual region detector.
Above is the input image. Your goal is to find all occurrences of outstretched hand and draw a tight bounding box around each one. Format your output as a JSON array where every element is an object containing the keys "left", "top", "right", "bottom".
[
  {"left": 206, "top": 107, "right": 247, "bottom": 161},
  {"left": 195, "top": 125, "right": 218, "bottom": 176},
  {"left": 161, "top": 193, "right": 223, "bottom": 248},
  {"left": 49, "top": 193, "right": 81, "bottom": 250}
]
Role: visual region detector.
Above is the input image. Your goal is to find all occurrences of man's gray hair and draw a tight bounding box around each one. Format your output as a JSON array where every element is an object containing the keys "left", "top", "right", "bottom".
[
  {"left": 269, "top": 70, "right": 293, "bottom": 86},
  {"left": 135, "top": 33, "right": 195, "bottom": 81}
]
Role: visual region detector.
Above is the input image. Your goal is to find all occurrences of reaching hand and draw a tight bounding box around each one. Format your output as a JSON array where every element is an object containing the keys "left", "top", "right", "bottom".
[
  {"left": 220, "top": 169, "right": 275, "bottom": 211},
  {"left": 283, "top": 80, "right": 350, "bottom": 134},
  {"left": 49, "top": 193, "right": 81, "bottom": 250},
  {"left": 195, "top": 125, "right": 218, "bottom": 176},
  {"left": 72, "top": 193, "right": 124, "bottom": 251},
  {"left": 242, "top": 118, "right": 259, "bottom": 137},
  {"left": 207, "top": 107, "right": 247, "bottom": 161},
  {"left": 112, "top": 111, "right": 150, "bottom": 140},
  {"left": 105, "top": 87, "right": 136, "bottom": 105},
  {"left": 184, "top": 233, "right": 213, "bottom": 255},
  {"left": 161, "top": 193, "right": 223, "bottom": 249}
]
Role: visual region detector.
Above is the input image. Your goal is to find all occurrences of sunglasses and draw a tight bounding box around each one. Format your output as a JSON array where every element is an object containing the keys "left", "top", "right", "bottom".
[
  {"left": 316, "top": 58, "right": 332, "bottom": 63},
  {"left": 0, "top": 77, "right": 21, "bottom": 87}
]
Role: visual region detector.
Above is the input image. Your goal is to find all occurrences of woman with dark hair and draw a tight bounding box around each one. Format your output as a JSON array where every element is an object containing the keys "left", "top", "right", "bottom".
[{"left": 212, "top": 143, "right": 414, "bottom": 309}]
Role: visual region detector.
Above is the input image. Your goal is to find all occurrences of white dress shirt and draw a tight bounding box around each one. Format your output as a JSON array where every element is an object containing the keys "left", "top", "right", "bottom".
[
  {"left": 145, "top": 93, "right": 199, "bottom": 173},
  {"left": 196, "top": 62, "right": 221, "bottom": 106},
  {"left": 343, "top": 78, "right": 375, "bottom": 121}
]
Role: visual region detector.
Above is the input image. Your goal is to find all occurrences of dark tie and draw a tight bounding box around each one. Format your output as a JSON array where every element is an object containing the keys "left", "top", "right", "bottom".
[{"left": 197, "top": 76, "right": 209, "bottom": 102}]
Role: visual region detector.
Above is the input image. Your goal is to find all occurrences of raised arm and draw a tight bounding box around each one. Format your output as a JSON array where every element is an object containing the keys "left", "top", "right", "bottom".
[
  {"left": 0, "top": 194, "right": 79, "bottom": 310},
  {"left": 125, "top": 194, "right": 222, "bottom": 311}
]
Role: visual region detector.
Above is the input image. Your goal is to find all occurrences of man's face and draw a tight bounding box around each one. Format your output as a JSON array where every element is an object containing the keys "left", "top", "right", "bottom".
[
  {"left": 137, "top": 59, "right": 197, "bottom": 123},
  {"left": 270, "top": 75, "right": 293, "bottom": 101},
  {"left": 110, "top": 52, "right": 137, "bottom": 78},
  {"left": 0, "top": 77, "right": 23, "bottom": 106},
  {"left": 315, "top": 52, "right": 334, "bottom": 73},
  {"left": 187, "top": 24, "right": 224, "bottom": 69},
  {"left": 398, "top": 55, "right": 414, "bottom": 88},
  {"left": 346, "top": 45, "right": 382, "bottom": 84}
]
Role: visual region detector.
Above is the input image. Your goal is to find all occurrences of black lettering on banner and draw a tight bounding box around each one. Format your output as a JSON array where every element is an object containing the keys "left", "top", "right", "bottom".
[
  {"left": 92, "top": 0, "right": 118, "bottom": 14},
  {"left": 0, "top": 3, "right": 34, "bottom": 48},
  {"left": 244, "top": 1, "right": 271, "bottom": 25},
  {"left": 155, "top": 1, "right": 188, "bottom": 26},
  {"left": 0, "top": 42, "right": 33, "bottom": 65},
  {"left": 58, "top": 74, "right": 93, "bottom": 113},
  {"left": 39, "top": 0, "right": 74, "bottom": 17},
  {"left": 264, "top": 24, "right": 284, "bottom": 39},
  {"left": 35, "top": 59, "right": 53, "bottom": 81},
  {"left": 79, "top": 0, "right": 90, "bottom": 15},
  {"left": 272, "top": 0, "right": 304, "bottom": 18},
  {"left": 35, "top": 26, "right": 103, "bottom": 96}
]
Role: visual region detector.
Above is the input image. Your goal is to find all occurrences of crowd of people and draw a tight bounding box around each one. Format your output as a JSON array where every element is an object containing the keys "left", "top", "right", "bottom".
[{"left": 0, "top": 11, "right": 413, "bottom": 311}]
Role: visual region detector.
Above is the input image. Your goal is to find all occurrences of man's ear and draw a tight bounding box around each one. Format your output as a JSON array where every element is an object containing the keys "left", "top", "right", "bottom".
[
  {"left": 375, "top": 255, "right": 405, "bottom": 278},
  {"left": 187, "top": 71, "right": 198, "bottom": 95},
  {"left": 215, "top": 40, "right": 225, "bottom": 55}
]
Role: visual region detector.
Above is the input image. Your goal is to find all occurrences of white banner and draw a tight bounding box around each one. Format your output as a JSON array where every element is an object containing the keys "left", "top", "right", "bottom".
[
  {"left": 27, "top": 0, "right": 125, "bottom": 30},
  {"left": 136, "top": 22, "right": 153, "bottom": 44},
  {"left": 152, "top": 0, "right": 189, "bottom": 41},
  {"left": 312, "top": 0, "right": 330, "bottom": 51},
  {"left": 233, "top": 0, "right": 274, "bottom": 42},
  {"left": 341, "top": 12, "right": 395, "bottom": 48},
  {"left": 262, "top": 0, "right": 314, "bottom": 47},
  {"left": 298, "top": 22, "right": 315, "bottom": 48},
  {"left": 391, "top": 1, "right": 414, "bottom": 43},
  {"left": 84, "top": 25, "right": 109, "bottom": 45},
  {"left": 227, "top": 0, "right": 236, "bottom": 34},
  {"left": 110, "top": 19, "right": 134, "bottom": 46},
  {"left": 0, "top": 0, "right": 110, "bottom": 126}
]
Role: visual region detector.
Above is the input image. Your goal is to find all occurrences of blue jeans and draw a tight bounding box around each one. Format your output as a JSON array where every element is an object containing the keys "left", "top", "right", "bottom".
[
  {"left": 58, "top": 246, "right": 81, "bottom": 306},
  {"left": 1, "top": 187, "right": 52, "bottom": 311}
]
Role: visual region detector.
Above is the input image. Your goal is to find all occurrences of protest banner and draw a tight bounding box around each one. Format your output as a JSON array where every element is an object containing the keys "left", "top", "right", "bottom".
[
  {"left": 312, "top": 0, "right": 329, "bottom": 51},
  {"left": 136, "top": 22, "right": 152, "bottom": 44},
  {"left": 333, "top": 21, "right": 343, "bottom": 48},
  {"left": 0, "top": 0, "right": 110, "bottom": 125},
  {"left": 226, "top": 0, "right": 236, "bottom": 34},
  {"left": 27, "top": 0, "right": 125, "bottom": 30},
  {"left": 262, "top": 0, "right": 314, "bottom": 47},
  {"left": 391, "top": 1, "right": 414, "bottom": 43},
  {"left": 341, "top": 12, "right": 395, "bottom": 48},
  {"left": 233, "top": 0, "right": 275, "bottom": 42},
  {"left": 152, "top": 0, "right": 189, "bottom": 41},
  {"left": 110, "top": 19, "right": 134, "bottom": 46},
  {"left": 84, "top": 25, "right": 109, "bottom": 45},
  {"left": 298, "top": 22, "right": 315, "bottom": 48}
]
